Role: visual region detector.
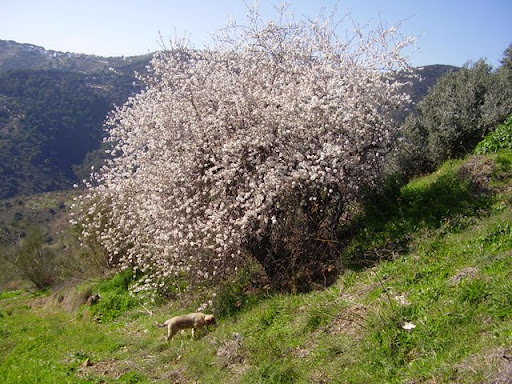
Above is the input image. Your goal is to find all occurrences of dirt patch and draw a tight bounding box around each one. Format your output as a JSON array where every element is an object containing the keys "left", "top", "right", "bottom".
[
  {"left": 160, "top": 367, "right": 195, "bottom": 383},
  {"left": 76, "top": 358, "right": 132, "bottom": 380},
  {"left": 216, "top": 334, "right": 247, "bottom": 367},
  {"left": 448, "top": 267, "right": 479, "bottom": 286},
  {"left": 291, "top": 301, "right": 368, "bottom": 360},
  {"left": 215, "top": 334, "right": 252, "bottom": 381},
  {"left": 457, "top": 156, "right": 496, "bottom": 196},
  {"left": 491, "top": 348, "right": 512, "bottom": 384},
  {"left": 457, "top": 347, "right": 512, "bottom": 384},
  {"left": 327, "top": 303, "right": 368, "bottom": 338}
]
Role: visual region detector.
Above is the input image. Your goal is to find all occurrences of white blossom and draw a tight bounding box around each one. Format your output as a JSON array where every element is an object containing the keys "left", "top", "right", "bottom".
[{"left": 72, "top": 6, "right": 414, "bottom": 294}]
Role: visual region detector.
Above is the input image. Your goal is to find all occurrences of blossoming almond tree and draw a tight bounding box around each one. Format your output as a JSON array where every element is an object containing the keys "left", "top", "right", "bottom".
[{"left": 73, "top": 7, "right": 415, "bottom": 294}]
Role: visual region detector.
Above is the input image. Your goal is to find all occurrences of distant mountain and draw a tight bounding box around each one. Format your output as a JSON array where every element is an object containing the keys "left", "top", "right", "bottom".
[
  {"left": 0, "top": 40, "right": 458, "bottom": 199},
  {"left": 0, "top": 40, "right": 152, "bottom": 73},
  {"left": 392, "top": 64, "right": 460, "bottom": 121},
  {"left": 0, "top": 40, "right": 152, "bottom": 199},
  {"left": 407, "top": 64, "right": 460, "bottom": 105}
]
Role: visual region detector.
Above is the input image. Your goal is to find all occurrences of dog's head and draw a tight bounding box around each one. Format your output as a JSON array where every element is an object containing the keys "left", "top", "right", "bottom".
[{"left": 205, "top": 314, "right": 217, "bottom": 327}]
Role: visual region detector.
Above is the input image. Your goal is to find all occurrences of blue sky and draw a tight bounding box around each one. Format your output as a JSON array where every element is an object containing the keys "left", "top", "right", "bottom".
[{"left": 2, "top": 0, "right": 511, "bottom": 67}]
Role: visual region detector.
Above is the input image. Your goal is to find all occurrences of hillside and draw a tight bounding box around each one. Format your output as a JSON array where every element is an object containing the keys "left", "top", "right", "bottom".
[
  {"left": 1, "top": 29, "right": 511, "bottom": 381},
  {"left": 0, "top": 40, "right": 457, "bottom": 200},
  {"left": 0, "top": 149, "right": 511, "bottom": 383},
  {"left": 0, "top": 40, "right": 150, "bottom": 199},
  {"left": 404, "top": 64, "right": 460, "bottom": 105},
  {"left": 0, "top": 40, "right": 151, "bottom": 73}
]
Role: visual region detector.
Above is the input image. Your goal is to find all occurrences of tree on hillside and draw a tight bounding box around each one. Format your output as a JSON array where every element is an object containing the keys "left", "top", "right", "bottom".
[
  {"left": 398, "top": 49, "right": 512, "bottom": 176},
  {"left": 73, "top": 7, "right": 415, "bottom": 294},
  {"left": 500, "top": 44, "right": 512, "bottom": 73}
]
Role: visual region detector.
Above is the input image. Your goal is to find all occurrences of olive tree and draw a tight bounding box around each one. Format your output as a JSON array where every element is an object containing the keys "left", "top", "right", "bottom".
[{"left": 399, "top": 52, "right": 512, "bottom": 176}]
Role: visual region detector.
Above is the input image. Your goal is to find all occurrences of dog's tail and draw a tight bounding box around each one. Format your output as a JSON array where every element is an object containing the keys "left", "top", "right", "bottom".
[{"left": 155, "top": 320, "right": 168, "bottom": 328}]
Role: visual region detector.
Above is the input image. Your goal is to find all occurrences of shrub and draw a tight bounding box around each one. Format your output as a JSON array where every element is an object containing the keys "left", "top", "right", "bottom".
[
  {"left": 213, "top": 263, "right": 267, "bottom": 318},
  {"left": 1, "top": 226, "right": 59, "bottom": 289},
  {"left": 89, "top": 269, "right": 138, "bottom": 322},
  {"left": 74, "top": 6, "right": 415, "bottom": 293}
]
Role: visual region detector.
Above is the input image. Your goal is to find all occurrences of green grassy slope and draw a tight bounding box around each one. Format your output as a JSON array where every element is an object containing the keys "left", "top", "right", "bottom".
[{"left": 1, "top": 152, "right": 511, "bottom": 383}]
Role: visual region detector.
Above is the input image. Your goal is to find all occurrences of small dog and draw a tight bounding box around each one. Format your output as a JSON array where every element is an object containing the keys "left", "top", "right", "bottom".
[{"left": 155, "top": 312, "right": 217, "bottom": 340}]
